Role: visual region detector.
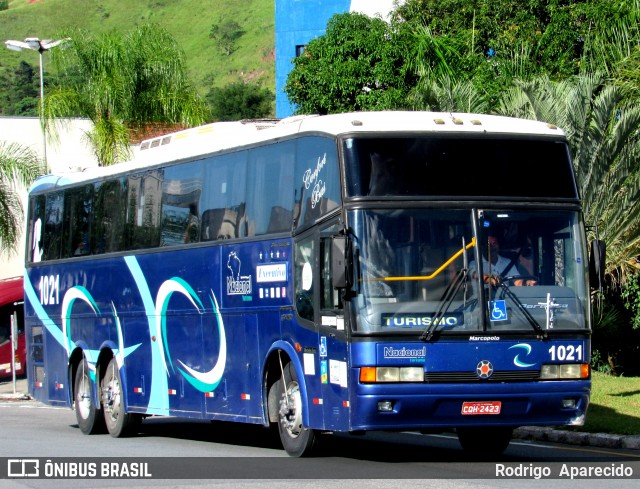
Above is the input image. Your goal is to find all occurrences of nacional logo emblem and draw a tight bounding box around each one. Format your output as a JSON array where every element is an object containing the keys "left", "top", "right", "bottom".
[
  {"left": 226, "top": 251, "right": 252, "bottom": 296},
  {"left": 476, "top": 360, "right": 494, "bottom": 379}
]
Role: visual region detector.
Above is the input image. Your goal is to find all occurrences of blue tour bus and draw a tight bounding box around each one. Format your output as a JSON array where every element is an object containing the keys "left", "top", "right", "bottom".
[{"left": 24, "top": 111, "right": 593, "bottom": 456}]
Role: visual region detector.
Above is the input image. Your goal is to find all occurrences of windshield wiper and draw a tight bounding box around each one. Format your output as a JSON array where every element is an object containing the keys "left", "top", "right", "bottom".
[
  {"left": 420, "top": 268, "right": 469, "bottom": 341},
  {"left": 421, "top": 238, "right": 470, "bottom": 342},
  {"left": 495, "top": 280, "right": 548, "bottom": 339}
]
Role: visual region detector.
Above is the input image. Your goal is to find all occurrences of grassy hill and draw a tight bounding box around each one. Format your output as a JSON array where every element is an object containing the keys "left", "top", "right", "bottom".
[{"left": 0, "top": 0, "right": 275, "bottom": 98}]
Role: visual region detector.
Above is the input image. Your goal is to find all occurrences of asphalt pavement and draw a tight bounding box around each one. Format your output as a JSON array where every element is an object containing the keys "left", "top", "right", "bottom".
[{"left": 1, "top": 376, "right": 639, "bottom": 451}]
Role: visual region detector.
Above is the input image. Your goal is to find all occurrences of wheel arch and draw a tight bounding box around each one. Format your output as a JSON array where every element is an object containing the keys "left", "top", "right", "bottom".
[
  {"left": 68, "top": 347, "right": 85, "bottom": 407},
  {"left": 262, "top": 341, "right": 309, "bottom": 427},
  {"left": 67, "top": 345, "right": 114, "bottom": 410}
]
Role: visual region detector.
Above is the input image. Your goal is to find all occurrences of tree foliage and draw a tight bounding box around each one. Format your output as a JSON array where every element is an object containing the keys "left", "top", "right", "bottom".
[
  {"left": 498, "top": 72, "right": 640, "bottom": 284},
  {"left": 43, "top": 23, "right": 209, "bottom": 166},
  {"left": 284, "top": 13, "right": 415, "bottom": 114},
  {"left": 206, "top": 81, "right": 273, "bottom": 121},
  {"left": 0, "top": 141, "right": 44, "bottom": 252},
  {"left": 209, "top": 21, "right": 245, "bottom": 56},
  {"left": 0, "top": 61, "right": 40, "bottom": 116},
  {"left": 286, "top": 1, "right": 637, "bottom": 114}
]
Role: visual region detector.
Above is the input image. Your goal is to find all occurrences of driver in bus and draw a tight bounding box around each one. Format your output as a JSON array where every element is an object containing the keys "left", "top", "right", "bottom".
[{"left": 469, "top": 233, "right": 536, "bottom": 287}]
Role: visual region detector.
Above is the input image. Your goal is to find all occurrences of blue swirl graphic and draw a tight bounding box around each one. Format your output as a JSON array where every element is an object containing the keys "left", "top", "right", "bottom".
[{"left": 509, "top": 343, "right": 535, "bottom": 368}]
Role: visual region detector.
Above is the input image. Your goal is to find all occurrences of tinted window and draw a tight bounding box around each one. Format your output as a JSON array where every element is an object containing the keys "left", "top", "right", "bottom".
[
  {"left": 246, "top": 141, "right": 295, "bottom": 236},
  {"left": 27, "top": 136, "right": 341, "bottom": 261},
  {"left": 294, "top": 136, "right": 341, "bottom": 230},
  {"left": 343, "top": 136, "right": 577, "bottom": 199},
  {"left": 124, "top": 170, "right": 162, "bottom": 250},
  {"left": 294, "top": 234, "right": 314, "bottom": 322},
  {"left": 27, "top": 195, "right": 45, "bottom": 263},
  {"left": 93, "top": 177, "right": 127, "bottom": 254},
  {"left": 161, "top": 162, "right": 203, "bottom": 246},
  {"left": 200, "top": 151, "right": 247, "bottom": 241},
  {"left": 62, "top": 185, "right": 93, "bottom": 258},
  {"left": 43, "top": 191, "right": 64, "bottom": 261}
]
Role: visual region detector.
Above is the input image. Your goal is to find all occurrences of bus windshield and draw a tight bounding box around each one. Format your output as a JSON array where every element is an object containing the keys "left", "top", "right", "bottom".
[{"left": 349, "top": 208, "right": 589, "bottom": 335}]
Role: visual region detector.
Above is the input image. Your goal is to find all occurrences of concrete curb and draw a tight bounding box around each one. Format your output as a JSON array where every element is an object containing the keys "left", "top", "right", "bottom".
[
  {"left": 514, "top": 426, "right": 640, "bottom": 450},
  {"left": 0, "top": 391, "right": 32, "bottom": 401}
]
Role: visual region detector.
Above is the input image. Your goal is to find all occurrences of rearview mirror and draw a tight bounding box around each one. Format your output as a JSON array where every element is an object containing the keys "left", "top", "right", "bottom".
[
  {"left": 332, "top": 236, "right": 347, "bottom": 289},
  {"left": 589, "top": 239, "right": 606, "bottom": 290}
]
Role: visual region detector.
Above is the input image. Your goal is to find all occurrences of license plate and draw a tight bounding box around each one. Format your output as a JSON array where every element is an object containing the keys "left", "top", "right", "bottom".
[{"left": 461, "top": 401, "right": 501, "bottom": 415}]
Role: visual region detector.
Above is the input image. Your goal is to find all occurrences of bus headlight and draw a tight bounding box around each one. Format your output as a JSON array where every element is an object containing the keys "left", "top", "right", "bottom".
[
  {"left": 360, "top": 367, "right": 423, "bottom": 383},
  {"left": 540, "top": 363, "right": 590, "bottom": 379}
]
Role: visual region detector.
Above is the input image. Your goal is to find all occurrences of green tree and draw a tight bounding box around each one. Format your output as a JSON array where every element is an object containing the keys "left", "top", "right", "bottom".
[
  {"left": 12, "top": 61, "right": 40, "bottom": 116},
  {"left": 43, "top": 24, "right": 209, "bottom": 166},
  {"left": 0, "top": 61, "right": 40, "bottom": 116},
  {"left": 206, "top": 81, "right": 273, "bottom": 121},
  {"left": 285, "top": 12, "right": 415, "bottom": 114},
  {"left": 396, "top": 0, "right": 631, "bottom": 76},
  {"left": 399, "top": 0, "right": 637, "bottom": 112},
  {"left": 0, "top": 141, "right": 43, "bottom": 252},
  {"left": 209, "top": 21, "right": 245, "bottom": 56}
]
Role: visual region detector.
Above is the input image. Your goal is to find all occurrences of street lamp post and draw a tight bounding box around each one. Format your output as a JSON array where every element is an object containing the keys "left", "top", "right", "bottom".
[{"left": 5, "top": 37, "right": 68, "bottom": 167}]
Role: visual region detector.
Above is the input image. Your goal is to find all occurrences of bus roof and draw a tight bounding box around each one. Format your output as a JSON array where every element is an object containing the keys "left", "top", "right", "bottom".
[{"left": 29, "top": 111, "right": 565, "bottom": 193}]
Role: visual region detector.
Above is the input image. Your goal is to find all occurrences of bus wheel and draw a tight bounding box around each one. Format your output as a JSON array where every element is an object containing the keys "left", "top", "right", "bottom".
[
  {"left": 456, "top": 427, "right": 513, "bottom": 456},
  {"left": 101, "top": 358, "right": 140, "bottom": 438},
  {"left": 277, "top": 362, "right": 317, "bottom": 457},
  {"left": 74, "top": 359, "right": 105, "bottom": 434}
]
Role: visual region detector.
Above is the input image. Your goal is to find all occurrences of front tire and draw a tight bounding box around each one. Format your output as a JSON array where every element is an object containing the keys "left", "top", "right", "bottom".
[
  {"left": 276, "top": 362, "right": 317, "bottom": 457},
  {"left": 101, "top": 358, "right": 140, "bottom": 437},
  {"left": 74, "top": 359, "right": 105, "bottom": 434}
]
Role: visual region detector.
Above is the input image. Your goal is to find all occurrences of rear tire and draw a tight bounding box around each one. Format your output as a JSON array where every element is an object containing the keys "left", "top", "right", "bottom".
[
  {"left": 101, "top": 358, "right": 140, "bottom": 437},
  {"left": 74, "top": 359, "right": 105, "bottom": 434},
  {"left": 276, "top": 362, "right": 317, "bottom": 457},
  {"left": 457, "top": 427, "right": 513, "bottom": 456}
]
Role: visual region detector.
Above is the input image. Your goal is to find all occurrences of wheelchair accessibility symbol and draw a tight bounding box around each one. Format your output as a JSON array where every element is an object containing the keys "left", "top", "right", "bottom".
[{"left": 489, "top": 300, "right": 508, "bottom": 321}]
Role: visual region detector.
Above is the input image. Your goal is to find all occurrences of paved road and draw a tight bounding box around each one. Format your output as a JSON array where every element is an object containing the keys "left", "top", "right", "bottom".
[
  {"left": 1, "top": 400, "right": 639, "bottom": 489},
  {"left": 2, "top": 376, "right": 639, "bottom": 451}
]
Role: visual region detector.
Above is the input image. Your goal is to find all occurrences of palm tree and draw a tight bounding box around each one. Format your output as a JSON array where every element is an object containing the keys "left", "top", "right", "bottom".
[
  {"left": 498, "top": 73, "right": 640, "bottom": 284},
  {"left": 0, "top": 141, "right": 43, "bottom": 252},
  {"left": 407, "top": 23, "right": 542, "bottom": 114},
  {"left": 43, "top": 24, "right": 209, "bottom": 166}
]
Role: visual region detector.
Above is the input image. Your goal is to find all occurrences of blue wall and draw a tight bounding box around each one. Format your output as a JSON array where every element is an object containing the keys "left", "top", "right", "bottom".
[{"left": 275, "top": 0, "right": 351, "bottom": 118}]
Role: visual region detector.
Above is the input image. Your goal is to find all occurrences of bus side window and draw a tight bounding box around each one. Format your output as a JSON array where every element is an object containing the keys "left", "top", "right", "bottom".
[
  {"left": 294, "top": 236, "right": 314, "bottom": 322},
  {"left": 321, "top": 236, "right": 343, "bottom": 311}
]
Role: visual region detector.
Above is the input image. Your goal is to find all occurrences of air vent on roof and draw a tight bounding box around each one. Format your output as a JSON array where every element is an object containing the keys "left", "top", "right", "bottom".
[{"left": 240, "top": 118, "right": 280, "bottom": 130}]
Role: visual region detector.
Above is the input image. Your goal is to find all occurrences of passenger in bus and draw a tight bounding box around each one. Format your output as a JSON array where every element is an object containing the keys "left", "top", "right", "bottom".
[
  {"left": 184, "top": 204, "right": 199, "bottom": 243},
  {"left": 74, "top": 237, "right": 88, "bottom": 256},
  {"left": 511, "top": 236, "right": 538, "bottom": 286}
]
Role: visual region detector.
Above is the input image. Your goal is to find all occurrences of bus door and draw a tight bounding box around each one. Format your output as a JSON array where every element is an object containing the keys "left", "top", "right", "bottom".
[
  {"left": 317, "top": 226, "right": 350, "bottom": 431},
  {"left": 294, "top": 221, "right": 350, "bottom": 431}
]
